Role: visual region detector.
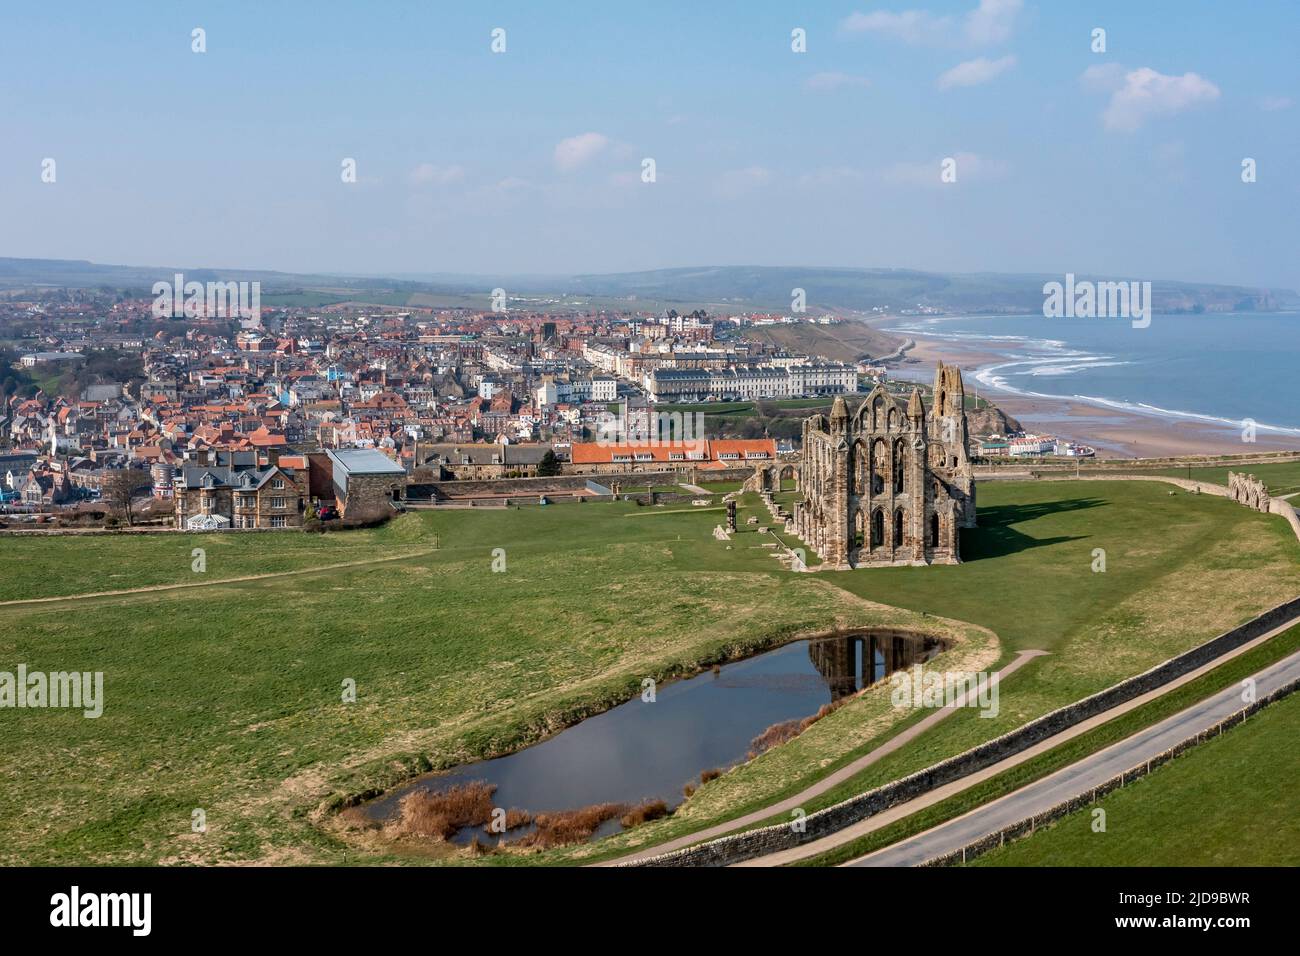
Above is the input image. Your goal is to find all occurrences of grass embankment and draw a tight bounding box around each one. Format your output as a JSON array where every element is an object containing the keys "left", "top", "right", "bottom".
[
  {"left": 971, "top": 682, "right": 1300, "bottom": 867},
  {"left": 793, "top": 621, "right": 1300, "bottom": 866},
  {"left": 0, "top": 517, "right": 430, "bottom": 602},
  {"left": 4, "top": 479, "right": 1299, "bottom": 866}
]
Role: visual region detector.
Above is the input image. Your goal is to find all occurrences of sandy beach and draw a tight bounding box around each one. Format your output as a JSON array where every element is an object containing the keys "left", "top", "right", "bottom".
[{"left": 886, "top": 326, "right": 1300, "bottom": 459}]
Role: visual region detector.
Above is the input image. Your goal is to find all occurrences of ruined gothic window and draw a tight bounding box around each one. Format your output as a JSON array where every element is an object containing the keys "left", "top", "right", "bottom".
[
  {"left": 871, "top": 438, "right": 887, "bottom": 496},
  {"left": 930, "top": 513, "right": 941, "bottom": 548},
  {"left": 893, "top": 440, "right": 906, "bottom": 494},
  {"left": 871, "top": 509, "right": 884, "bottom": 549},
  {"left": 854, "top": 509, "right": 865, "bottom": 549},
  {"left": 872, "top": 397, "right": 883, "bottom": 431},
  {"left": 893, "top": 509, "right": 904, "bottom": 548}
]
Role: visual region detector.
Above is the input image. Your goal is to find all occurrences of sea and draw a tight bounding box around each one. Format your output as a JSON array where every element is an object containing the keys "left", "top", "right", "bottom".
[{"left": 884, "top": 312, "right": 1300, "bottom": 439}]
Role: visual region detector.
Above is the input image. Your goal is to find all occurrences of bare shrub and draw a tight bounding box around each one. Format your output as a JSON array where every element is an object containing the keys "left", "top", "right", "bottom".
[
  {"left": 515, "top": 802, "right": 627, "bottom": 848},
  {"left": 501, "top": 808, "right": 533, "bottom": 831},
  {"left": 747, "top": 697, "right": 850, "bottom": 759},
  {"left": 748, "top": 719, "right": 801, "bottom": 759},
  {"left": 620, "top": 800, "right": 670, "bottom": 829},
  {"left": 393, "top": 781, "right": 496, "bottom": 841}
]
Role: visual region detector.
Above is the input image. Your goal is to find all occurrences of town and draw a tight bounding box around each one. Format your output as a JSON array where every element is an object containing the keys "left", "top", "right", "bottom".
[{"left": 0, "top": 285, "right": 1097, "bottom": 528}]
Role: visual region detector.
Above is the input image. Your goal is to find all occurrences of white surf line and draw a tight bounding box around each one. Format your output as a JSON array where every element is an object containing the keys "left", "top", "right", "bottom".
[{"left": 892, "top": 323, "right": 1300, "bottom": 437}]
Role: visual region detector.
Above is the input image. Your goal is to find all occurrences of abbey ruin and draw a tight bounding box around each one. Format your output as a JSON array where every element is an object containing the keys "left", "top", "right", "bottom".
[
  {"left": 793, "top": 363, "right": 976, "bottom": 569},
  {"left": 1228, "top": 471, "right": 1271, "bottom": 513}
]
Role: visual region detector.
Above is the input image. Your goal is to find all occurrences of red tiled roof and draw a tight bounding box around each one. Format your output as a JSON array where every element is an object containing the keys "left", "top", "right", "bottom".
[{"left": 569, "top": 438, "right": 775, "bottom": 464}]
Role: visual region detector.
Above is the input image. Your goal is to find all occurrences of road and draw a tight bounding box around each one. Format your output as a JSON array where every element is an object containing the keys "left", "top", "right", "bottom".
[{"left": 844, "top": 646, "right": 1300, "bottom": 867}]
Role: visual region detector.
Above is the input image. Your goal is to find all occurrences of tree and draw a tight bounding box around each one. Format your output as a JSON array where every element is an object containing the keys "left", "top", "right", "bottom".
[
  {"left": 101, "top": 469, "right": 147, "bottom": 527},
  {"left": 536, "top": 450, "right": 562, "bottom": 477}
]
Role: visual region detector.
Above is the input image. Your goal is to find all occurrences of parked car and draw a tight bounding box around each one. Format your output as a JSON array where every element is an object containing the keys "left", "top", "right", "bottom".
[{"left": 317, "top": 505, "right": 339, "bottom": 521}]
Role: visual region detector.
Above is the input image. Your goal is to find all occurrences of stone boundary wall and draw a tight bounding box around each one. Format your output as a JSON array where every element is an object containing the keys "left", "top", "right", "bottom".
[
  {"left": 412, "top": 468, "right": 754, "bottom": 503},
  {"left": 627, "top": 594, "right": 1300, "bottom": 867},
  {"left": 920, "top": 676, "right": 1300, "bottom": 867},
  {"left": 1036, "top": 473, "right": 1229, "bottom": 497},
  {"left": 1269, "top": 498, "right": 1300, "bottom": 541},
  {"left": 0, "top": 525, "right": 309, "bottom": 537},
  {"left": 978, "top": 451, "right": 1300, "bottom": 472}
]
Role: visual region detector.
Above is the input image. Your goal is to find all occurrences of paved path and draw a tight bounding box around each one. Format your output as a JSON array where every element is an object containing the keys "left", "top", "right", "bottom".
[
  {"left": 735, "top": 611, "right": 1300, "bottom": 866},
  {"left": 0, "top": 547, "right": 441, "bottom": 609},
  {"left": 677, "top": 483, "right": 709, "bottom": 494},
  {"left": 845, "top": 646, "right": 1300, "bottom": 867},
  {"left": 598, "top": 648, "right": 1048, "bottom": 866}
]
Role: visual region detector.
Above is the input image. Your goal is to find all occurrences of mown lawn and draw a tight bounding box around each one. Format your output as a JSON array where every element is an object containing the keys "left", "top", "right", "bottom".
[
  {"left": 0, "top": 496, "right": 980, "bottom": 865},
  {"left": 3, "top": 480, "right": 1298, "bottom": 867},
  {"left": 1105, "top": 461, "right": 1300, "bottom": 497},
  {"left": 971, "top": 690, "right": 1300, "bottom": 867},
  {"left": 0, "top": 517, "right": 432, "bottom": 602}
]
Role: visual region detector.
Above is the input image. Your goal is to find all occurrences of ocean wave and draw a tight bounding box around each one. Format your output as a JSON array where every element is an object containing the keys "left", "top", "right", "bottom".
[
  {"left": 906, "top": 318, "right": 1300, "bottom": 435},
  {"left": 1071, "top": 396, "right": 1300, "bottom": 437},
  {"left": 970, "top": 359, "right": 1300, "bottom": 434}
]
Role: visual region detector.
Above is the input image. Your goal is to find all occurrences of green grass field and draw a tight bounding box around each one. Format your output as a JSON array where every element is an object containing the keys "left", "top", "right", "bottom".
[
  {"left": 0, "top": 519, "right": 430, "bottom": 602},
  {"left": 1149, "top": 462, "right": 1300, "bottom": 497},
  {"left": 970, "top": 690, "right": 1300, "bottom": 867},
  {"left": 792, "top": 621, "right": 1300, "bottom": 866},
  {"left": 2, "top": 478, "right": 1298, "bottom": 866},
  {"left": 544, "top": 480, "right": 1300, "bottom": 864}
]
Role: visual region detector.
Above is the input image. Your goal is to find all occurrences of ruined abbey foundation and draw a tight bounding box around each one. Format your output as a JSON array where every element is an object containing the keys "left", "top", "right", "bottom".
[{"left": 793, "top": 363, "right": 976, "bottom": 569}]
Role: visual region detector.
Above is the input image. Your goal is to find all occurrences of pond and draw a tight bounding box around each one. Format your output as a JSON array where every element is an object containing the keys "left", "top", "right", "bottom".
[{"left": 363, "top": 628, "right": 946, "bottom": 844}]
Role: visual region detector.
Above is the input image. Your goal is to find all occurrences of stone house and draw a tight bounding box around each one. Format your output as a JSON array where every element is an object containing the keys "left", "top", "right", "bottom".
[{"left": 173, "top": 461, "right": 305, "bottom": 530}]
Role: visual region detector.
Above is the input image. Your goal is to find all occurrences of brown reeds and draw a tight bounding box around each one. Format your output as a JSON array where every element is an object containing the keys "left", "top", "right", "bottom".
[
  {"left": 620, "top": 800, "right": 670, "bottom": 829},
  {"left": 393, "top": 781, "right": 497, "bottom": 841}
]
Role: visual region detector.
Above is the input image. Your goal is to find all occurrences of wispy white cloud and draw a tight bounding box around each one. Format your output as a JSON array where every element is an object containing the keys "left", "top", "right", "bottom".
[
  {"left": 409, "top": 163, "right": 465, "bottom": 186},
  {"left": 796, "top": 167, "right": 872, "bottom": 190},
  {"left": 841, "top": 0, "right": 1021, "bottom": 47},
  {"left": 804, "top": 71, "right": 872, "bottom": 92},
  {"left": 553, "top": 132, "right": 610, "bottom": 171},
  {"left": 1260, "top": 95, "right": 1293, "bottom": 112},
  {"left": 882, "top": 152, "right": 1006, "bottom": 187},
  {"left": 716, "top": 166, "right": 771, "bottom": 199},
  {"left": 936, "top": 55, "right": 1016, "bottom": 90},
  {"left": 1081, "top": 65, "right": 1221, "bottom": 131}
]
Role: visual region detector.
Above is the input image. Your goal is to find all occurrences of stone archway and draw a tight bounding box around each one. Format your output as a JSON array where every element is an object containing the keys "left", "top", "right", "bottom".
[{"left": 777, "top": 463, "right": 799, "bottom": 492}]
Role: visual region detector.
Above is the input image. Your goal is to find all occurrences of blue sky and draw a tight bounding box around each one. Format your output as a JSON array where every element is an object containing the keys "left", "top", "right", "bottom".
[{"left": 1, "top": 1, "right": 1297, "bottom": 288}]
